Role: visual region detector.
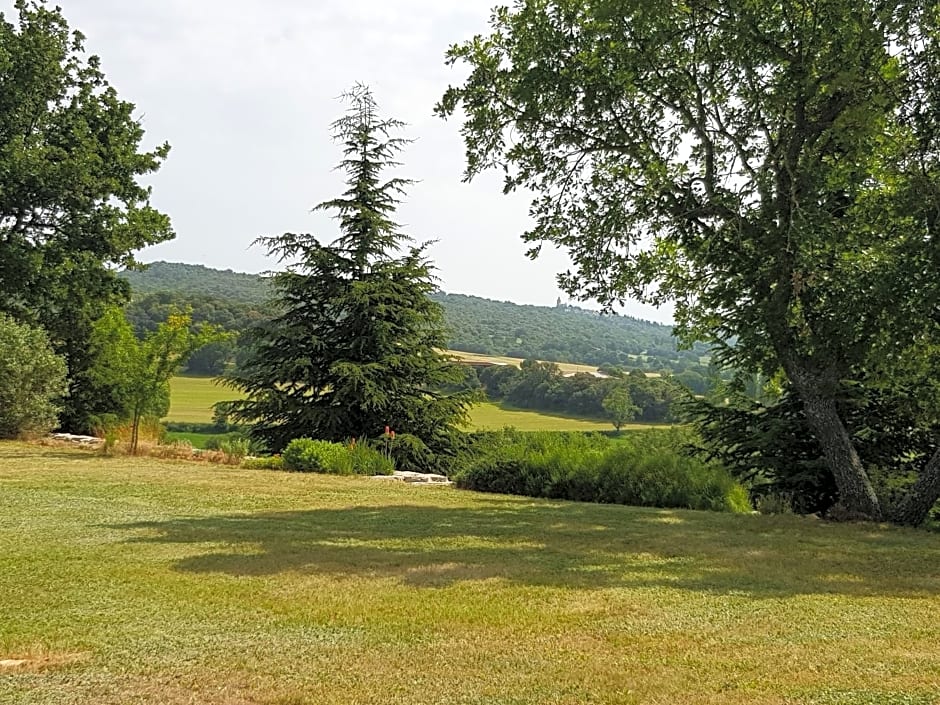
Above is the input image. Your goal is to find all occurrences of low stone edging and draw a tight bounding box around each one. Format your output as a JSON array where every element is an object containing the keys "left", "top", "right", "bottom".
[{"left": 373, "top": 471, "right": 452, "bottom": 486}]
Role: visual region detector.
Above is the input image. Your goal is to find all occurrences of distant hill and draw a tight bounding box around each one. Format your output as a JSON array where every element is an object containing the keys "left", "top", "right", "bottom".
[
  {"left": 120, "top": 261, "right": 706, "bottom": 371},
  {"left": 121, "top": 262, "right": 271, "bottom": 305}
]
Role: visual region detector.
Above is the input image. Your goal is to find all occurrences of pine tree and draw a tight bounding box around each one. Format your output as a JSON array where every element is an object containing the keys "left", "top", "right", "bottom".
[{"left": 222, "top": 86, "right": 471, "bottom": 463}]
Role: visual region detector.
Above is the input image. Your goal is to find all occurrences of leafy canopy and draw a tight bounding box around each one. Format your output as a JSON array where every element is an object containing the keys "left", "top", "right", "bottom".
[
  {"left": 438, "top": 0, "right": 940, "bottom": 523},
  {"left": 0, "top": 0, "right": 173, "bottom": 431},
  {"left": 91, "top": 308, "right": 224, "bottom": 453},
  {"left": 0, "top": 313, "right": 68, "bottom": 438}
]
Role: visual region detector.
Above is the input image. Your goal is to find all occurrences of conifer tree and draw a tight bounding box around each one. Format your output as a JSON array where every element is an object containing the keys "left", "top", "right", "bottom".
[{"left": 223, "top": 86, "right": 471, "bottom": 462}]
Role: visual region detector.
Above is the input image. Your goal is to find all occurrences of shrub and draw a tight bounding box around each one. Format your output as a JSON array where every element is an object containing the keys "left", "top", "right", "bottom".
[
  {"left": 0, "top": 315, "right": 69, "bottom": 438},
  {"left": 242, "top": 455, "right": 285, "bottom": 470},
  {"left": 219, "top": 437, "right": 251, "bottom": 464},
  {"left": 387, "top": 432, "right": 435, "bottom": 473},
  {"left": 349, "top": 440, "right": 395, "bottom": 475},
  {"left": 282, "top": 438, "right": 354, "bottom": 474},
  {"left": 455, "top": 429, "right": 750, "bottom": 513}
]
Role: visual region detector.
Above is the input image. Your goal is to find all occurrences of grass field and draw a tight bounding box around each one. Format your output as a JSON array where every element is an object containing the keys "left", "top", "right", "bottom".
[
  {"left": 2, "top": 442, "right": 939, "bottom": 704},
  {"left": 166, "top": 376, "right": 240, "bottom": 424},
  {"left": 469, "top": 402, "right": 660, "bottom": 432},
  {"left": 167, "top": 376, "right": 659, "bottom": 432},
  {"left": 447, "top": 350, "right": 661, "bottom": 377}
]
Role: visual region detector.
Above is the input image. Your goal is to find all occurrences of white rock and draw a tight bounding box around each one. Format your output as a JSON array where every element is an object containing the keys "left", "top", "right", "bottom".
[
  {"left": 0, "top": 659, "right": 28, "bottom": 669},
  {"left": 372, "top": 471, "right": 452, "bottom": 486}
]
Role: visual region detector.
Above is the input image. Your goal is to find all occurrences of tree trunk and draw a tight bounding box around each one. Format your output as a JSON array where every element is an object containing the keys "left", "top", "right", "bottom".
[
  {"left": 131, "top": 411, "right": 140, "bottom": 455},
  {"left": 786, "top": 364, "right": 883, "bottom": 521},
  {"left": 889, "top": 447, "right": 940, "bottom": 527}
]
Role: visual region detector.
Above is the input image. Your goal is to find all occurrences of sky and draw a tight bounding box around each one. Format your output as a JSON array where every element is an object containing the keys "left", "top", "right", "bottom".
[{"left": 56, "top": 0, "right": 673, "bottom": 323}]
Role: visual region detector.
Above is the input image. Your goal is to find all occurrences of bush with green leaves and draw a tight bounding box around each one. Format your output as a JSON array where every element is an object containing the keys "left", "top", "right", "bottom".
[
  {"left": 348, "top": 440, "right": 395, "bottom": 476},
  {"left": 241, "top": 455, "right": 284, "bottom": 471},
  {"left": 455, "top": 429, "right": 750, "bottom": 513},
  {"left": 282, "top": 438, "right": 354, "bottom": 474},
  {"left": 219, "top": 437, "right": 251, "bottom": 464},
  {"left": 0, "top": 315, "right": 69, "bottom": 438}
]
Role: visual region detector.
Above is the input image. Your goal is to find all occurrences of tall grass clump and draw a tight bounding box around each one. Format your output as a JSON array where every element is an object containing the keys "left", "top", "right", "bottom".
[{"left": 455, "top": 429, "right": 750, "bottom": 513}]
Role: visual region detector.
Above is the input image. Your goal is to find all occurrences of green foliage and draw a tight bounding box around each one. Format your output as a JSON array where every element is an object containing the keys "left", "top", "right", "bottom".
[
  {"left": 455, "top": 429, "right": 749, "bottom": 513},
  {"left": 0, "top": 1, "right": 173, "bottom": 433},
  {"left": 686, "top": 384, "right": 940, "bottom": 516},
  {"left": 122, "top": 289, "right": 268, "bottom": 375},
  {"left": 219, "top": 437, "right": 250, "bottom": 464},
  {"left": 348, "top": 440, "right": 395, "bottom": 476},
  {"left": 282, "top": 438, "right": 354, "bottom": 474},
  {"left": 121, "top": 262, "right": 270, "bottom": 306},
  {"left": 163, "top": 421, "right": 237, "bottom": 435},
  {"left": 240, "top": 455, "right": 284, "bottom": 471},
  {"left": 438, "top": 0, "right": 940, "bottom": 523},
  {"left": 602, "top": 384, "right": 639, "bottom": 432},
  {"left": 479, "top": 359, "right": 680, "bottom": 423},
  {"left": 223, "top": 86, "right": 472, "bottom": 458},
  {"left": 386, "top": 432, "right": 437, "bottom": 474},
  {"left": 90, "top": 307, "right": 225, "bottom": 453},
  {"left": 435, "top": 291, "right": 707, "bottom": 370},
  {"left": 0, "top": 314, "right": 69, "bottom": 438}
]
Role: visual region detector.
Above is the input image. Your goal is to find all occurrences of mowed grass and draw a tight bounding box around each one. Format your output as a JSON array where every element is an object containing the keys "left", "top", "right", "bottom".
[
  {"left": 166, "top": 376, "right": 241, "bottom": 423},
  {"left": 2, "top": 443, "right": 940, "bottom": 704},
  {"left": 469, "top": 402, "right": 661, "bottom": 432},
  {"left": 168, "top": 377, "right": 659, "bottom": 432}
]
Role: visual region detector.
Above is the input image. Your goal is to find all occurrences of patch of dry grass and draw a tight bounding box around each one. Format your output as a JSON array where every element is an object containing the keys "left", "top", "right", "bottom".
[{"left": 1, "top": 442, "right": 939, "bottom": 704}]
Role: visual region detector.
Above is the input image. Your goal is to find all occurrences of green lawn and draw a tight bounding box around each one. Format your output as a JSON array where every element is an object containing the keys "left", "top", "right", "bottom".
[
  {"left": 166, "top": 376, "right": 240, "bottom": 423},
  {"left": 469, "top": 401, "right": 661, "bottom": 432},
  {"left": 2, "top": 442, "right": 940, "bottom": 704},
  {"left": 167, "top": 376, "right": 659, "bottom": 432}
]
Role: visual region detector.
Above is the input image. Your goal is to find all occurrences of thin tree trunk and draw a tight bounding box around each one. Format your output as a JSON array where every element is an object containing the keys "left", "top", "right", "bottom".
[
  {"left": 889, "top": 447, "right": 940, "bottom": 527},
  {"left": 131, "top": 410, "right": 140, "bottom": 455},
  {"left": 785, "top": 363, "right": 883, "bottom": 521}
]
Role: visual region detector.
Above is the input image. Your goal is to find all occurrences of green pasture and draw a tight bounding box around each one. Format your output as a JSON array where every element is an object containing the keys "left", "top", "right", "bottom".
[
  {"left": 2, "top": 442, "right": 939, "bottom": 704},
  {"left": 166, "top": 376, "right": 239, "bottom": 424},
  {"left": 167, "top": 376, "right": 659, "bottom": 432},
  {"left": 468, "top": 401, "right": 660, "bottom": 432}
]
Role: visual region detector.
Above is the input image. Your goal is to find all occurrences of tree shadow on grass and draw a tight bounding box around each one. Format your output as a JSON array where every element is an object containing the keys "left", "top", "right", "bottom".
[{"left": 111, "top": 500, "right": 940, "bottom": 597}]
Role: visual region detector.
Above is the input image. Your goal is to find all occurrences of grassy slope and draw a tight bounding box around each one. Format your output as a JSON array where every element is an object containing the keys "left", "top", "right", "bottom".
[
  {"left": 2, "top": 442, "right": 939, "bottom": 704},
  {"left": 168, "top": 376, "right": 658, "bottom": 432}
]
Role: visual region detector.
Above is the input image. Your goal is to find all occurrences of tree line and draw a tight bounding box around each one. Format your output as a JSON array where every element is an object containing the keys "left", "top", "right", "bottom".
[{"left": 478, "top": 361, "right": 681, "bottom": 425}]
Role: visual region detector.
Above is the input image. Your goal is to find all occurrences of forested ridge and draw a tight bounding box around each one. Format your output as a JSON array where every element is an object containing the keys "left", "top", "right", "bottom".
[{"left": 120, "top": 261, "right": 708, "bottom": 374}]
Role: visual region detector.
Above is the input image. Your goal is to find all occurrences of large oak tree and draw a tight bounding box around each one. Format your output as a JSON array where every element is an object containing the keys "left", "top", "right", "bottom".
[
  {"left": 0, "top": 1, "right": 173, "bottom": 431},
  {"left": 438, "top": 0, "right": 940, "bottom": 523}
]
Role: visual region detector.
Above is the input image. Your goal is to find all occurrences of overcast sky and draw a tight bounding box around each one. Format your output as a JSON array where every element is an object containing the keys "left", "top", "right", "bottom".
[{"left": 56, "top": 0, "right": 672, "bottom": 323}]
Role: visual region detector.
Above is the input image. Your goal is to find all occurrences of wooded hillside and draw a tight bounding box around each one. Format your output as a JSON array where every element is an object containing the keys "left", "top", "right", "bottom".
[{"left": 120, "top": 261, "right": 709, "bottom": 374}]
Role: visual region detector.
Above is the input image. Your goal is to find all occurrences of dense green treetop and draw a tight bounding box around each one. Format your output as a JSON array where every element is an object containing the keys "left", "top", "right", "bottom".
[
  {"left": 0, "top": 0, "right": 173, "bottom": 432},
  {"left": 0, "top": 313, "right": 68, "bottom": 438}
]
